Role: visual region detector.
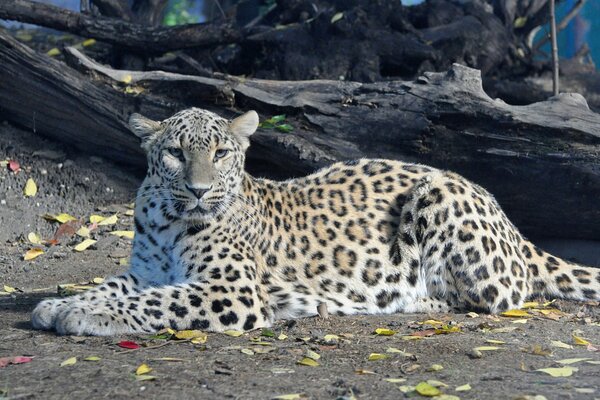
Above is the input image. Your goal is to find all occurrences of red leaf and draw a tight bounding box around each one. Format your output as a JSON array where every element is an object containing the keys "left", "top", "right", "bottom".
[
  {"left": 117, "top": 341, "right": 140, "bottom": 349},
  {"left": 0, "top": 356, "right": 33, "bottom": 368},
  {"left": 50, "top": 220, "right": 82, "bottom": 245},
  {"left": 8, "top": 160, "right": 20, "bottom": 172}
]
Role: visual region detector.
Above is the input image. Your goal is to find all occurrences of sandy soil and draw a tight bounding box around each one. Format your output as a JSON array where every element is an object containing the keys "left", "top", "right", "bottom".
[{"left": 1, "top": 123, "right": 599, "bottom": 400}]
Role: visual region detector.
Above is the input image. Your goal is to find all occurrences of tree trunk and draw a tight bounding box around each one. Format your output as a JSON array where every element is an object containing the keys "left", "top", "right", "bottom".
[{"left": 0, "top": 29, "right": 599, "bottom": 241}]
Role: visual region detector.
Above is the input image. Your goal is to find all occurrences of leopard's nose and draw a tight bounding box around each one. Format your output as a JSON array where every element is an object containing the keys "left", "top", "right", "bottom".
[{"left": 185, "top": 184, "right": 210, "bottom": 199}]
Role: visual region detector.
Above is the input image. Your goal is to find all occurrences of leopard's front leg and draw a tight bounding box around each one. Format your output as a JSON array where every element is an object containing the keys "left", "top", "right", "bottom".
[
  {"left": 31, "top": 273, "right": 147, "bottom": 331},
  {"left": 54, "top": 267, "right": 270, "bottom": 335}
]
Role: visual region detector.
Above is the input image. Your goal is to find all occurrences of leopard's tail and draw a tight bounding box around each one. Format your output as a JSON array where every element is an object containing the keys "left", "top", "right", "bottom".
[{"left": 524, "top": 240, "right": 600, "bottom": 301}]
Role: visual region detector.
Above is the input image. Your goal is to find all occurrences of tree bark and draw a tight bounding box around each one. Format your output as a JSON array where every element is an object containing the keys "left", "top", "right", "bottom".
[
  {"left": 0, "top": 0, "right": 240, "bottom": 52},
  {"left": 0, "top": 30, "right": 599, "bottom": 241}
]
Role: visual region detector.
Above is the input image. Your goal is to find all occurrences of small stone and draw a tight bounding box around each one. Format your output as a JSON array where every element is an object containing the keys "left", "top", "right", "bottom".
[{"left": 0, "top": 199, "right": 6, "bottom": 205}]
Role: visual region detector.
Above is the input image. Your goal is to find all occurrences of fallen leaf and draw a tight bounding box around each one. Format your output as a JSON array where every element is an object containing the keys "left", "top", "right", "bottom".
[
  {"left": 0, "top": 356, "right": 33, "bottom": 368},
  {"left": 521, "top": 301, "right": 539, "bottom": 309},
  {"left": 420, "top": 319, "right": 444, "bottom": 326},
  {"left": 46, "top": 48, "right": 61, "bottom": 56},
  {"left": 136, "top": 363, "right": 152, "bottom": 375},
  {"left": 305, "top": 350, "right": 320, "bottom": 360},
  {"left": 385, "top": 378, "right": 407, "bottom": 383},
  {"left": 24, "top": 178, "right": 37, "bottom": 197},
  {"left": 398, "top": 385, "right": 415, "bottom": 394},
  {"left": 272, "top": 394, "right": 304, "bottom": 400},
  {"left": 415, "top": 382, "right": 441, "bottom": 397},
  {"left": 466, "top": 312, "right": 479, "bottom": 318},
  {"left": 82, "top": 38, "right": 96, "bottom": 47},
  {"left": 109, "top": 230, "right": 135, "bottom": 239},
  {"left": 557, "top": 358, "right": 592, "bottom": 365},
  {"left": 51, "top": 220, "right": 82, "bottom": 244},
  {"left": 323, "top": 334, "right": 340, "bottom": 342},
  {"left": 74, "top": 239, "right": 97, "bottom": 252},
  {"left": 24, "top": 248, "right": 44, "bottom": 261},
  {"left": 485, "top": 339, "right": 506, "bottom": 344},
  {"left": 125, "top": 209, "right": 135, "bottom": 216},
  {"left": 427, "top": 380, "right": 448, "bottom": 388},
  {"left": 27, "top": 232, "right": 43, "bottom": 245},
  {"left": 374, "top": 328, "right": 396, "bottom": 336},
  {"left": 473, "top": 346, "right": 499, "bottom": 351},
  {"left": 174, "top": 330, "right": 207, "bottom": 341},
  {"left": 331, "top": 12, "right": 344, "bottom": 23},
  {"left": 297, "top": 357, "right": 319, "bottom": 367},
  {"left": 435, "top": 325, "right": 461, "bottom": 334},
  {"left": 550, "top": 340, "right": 573, "bottom": 349},
  {"left": 573, "top": 334, "right": 590, "bottom": 346},
  {"left": 89, "top": 215, "right": 105, "bottom": 224},
  {"left": 368, "top": 353, "right": 388, "bottom": 361},
  {"left": 3, "top": 285, "right": 17, "bottom": 293},
  {"left": 92, "top": 277, "right": 104, "bottom": 284},
  {"left": 489, "top": 327, "right": 518, "bottom": 333},
  {"left": 60, "top": 357, "right": 77, "bottom": 367},
  {"left": 355, "top": 369, "right": 376, "bottom": 375},
  {"left": 427, "top": 364, "right": 444, "bottom": 372},
  {"left": 121, "top": 75, "right": 133, "bottom": 84},
  {"left": 511, "top": 318, "right": 529, "bottom": 324},
  {"left": 523, "top": 344, "right": 552, "bottom": 356},
  {"left": 98, "top": 214, "right": 118, "bottom": 226},
  {"left": 152, "top": 357, "right": 186, "bottom": 362},
  {"left": 574, "top": 388, "right": 595, "bottom": 394},
  {"left": 501, "top": 309, "right": 531, "bottom": 318},
  {"left": 261, "top": 328, "right": 275, "bottom": 338},
  {"left": 240, "top": 348, "right": 254, "bottom": 355},
  {"left": 537, "top": 366, "right": 578, "bottom": 377},
  {"left": 386, "top": 347, "right": 412, "bottom": 357},
  {"left": 436, "top": 395, "right": 460, "bottom": 400},
  {"left": 456, "top": 383, "right": 471, "bottom": 391},
  {"left": 44, "top": 213, "right": 78, "bottom": 223},
  {"left": 278, "top": 333, "right": 288, "bottom": 340},
  {"left": 8, "top": 160, "right": 20, "bottom": 172},
  {"left": 223, "top": 330, "right": 244, "bottom": 337},
  {"left": 118, "top": 341, "right": 140, "bottom": 349},
  {"left": 84, "top": 356, "right": 101, "bottom": 361},
  {"left": 135, "top": 375, "right": 156, "bottom": 381}
]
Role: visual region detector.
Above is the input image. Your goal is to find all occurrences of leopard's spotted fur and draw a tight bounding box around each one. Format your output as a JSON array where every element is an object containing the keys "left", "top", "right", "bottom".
[{"left": 32, "top": 108, "right": 600, "bottom": 335}]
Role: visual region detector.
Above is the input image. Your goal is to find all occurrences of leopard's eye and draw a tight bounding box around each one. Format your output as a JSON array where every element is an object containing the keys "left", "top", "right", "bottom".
[
  {"left": 214, "top": 149, "right": 229, "bottom": 161},
  {"left": 168, "top": 148, "right": 185, "bottom": 162}
]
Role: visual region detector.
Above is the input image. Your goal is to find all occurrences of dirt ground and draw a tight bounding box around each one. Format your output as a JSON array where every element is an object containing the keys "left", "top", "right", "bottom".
[{"left": 1, "top": 123, "right": 600, "bottom": 400}]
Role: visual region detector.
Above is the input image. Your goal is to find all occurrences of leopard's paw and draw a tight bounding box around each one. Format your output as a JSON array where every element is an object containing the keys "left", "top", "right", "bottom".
[
  {"left": 54, "top": 302, "right": 133, "bottom": 336},
  {"left": 31, "top": 298, "right": 72, "bottom": 331}
]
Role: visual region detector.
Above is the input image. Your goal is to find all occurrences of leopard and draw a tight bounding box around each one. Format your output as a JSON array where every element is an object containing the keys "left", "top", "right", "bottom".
[{"left": 31, "top": 107, "right": 600, "bottom": 336}]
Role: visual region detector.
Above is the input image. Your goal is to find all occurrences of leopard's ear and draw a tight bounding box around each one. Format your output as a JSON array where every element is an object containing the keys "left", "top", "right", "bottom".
[
  {"left": 129, "top": 113, "right": 163, "bottom": 151},
  {"left": 230, "top": 111, "right": 259, "bottom": 150}
]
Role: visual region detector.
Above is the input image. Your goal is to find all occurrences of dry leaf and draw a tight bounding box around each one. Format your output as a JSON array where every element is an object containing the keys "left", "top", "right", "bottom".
[
  {"left": 501, "top": 309, "right": 530, "bottom": 318},
  {"left": 24, "top": 178, "right": 37, "bottom": 197},
  {"left": 47, "top": 48, "right": 60, "bottom": 56},
  {"left": 3, "top": 285, "right": 17, "bottom": 293},
  {"left": 84, "top": 356, "right": 101, "bottom": 361},
  {"left": 76, "top": 226, "right": 90, "bottom": 238},
  {"left": 374, "top": 328, "right": 396, "bottom": 336},
  {"left": 136, "top": 363, "right": 152, "bottom": 375},
  {"left": 485, "top": 339, "right": 506, "bottom": 344},
  {"left": 385, "top": 378, "right": 407, "bottom": 383},
  {"left": 44, "top": 213, "right": 78, "bottom": 223},
  {"left": 241, "top": 348, "right": 254, "bottom": 355},
  {"left": 223, "top": 330, "right": 244, "bottom": 337},
  {"left": 278, "top": 333, "right": 288, "bottom": 341},
  {"left": 135, "top": 375, "right": 156, "bottom": 381},
  {"left": 0, "top": 356, "right": 33, "bottom": 368},
  {"left": 98, "top": 214, "right": 118, "bottom": 226},
  {"left": 27, "top": 232, "right": 43, "bottom": 245},
  {"left": 415, "top": 382, "right": 441, "bottom": 397},
  {"left": 74, "top": 239, "right": 97, "bottom": 252},
  {"left": 572, "top": 333, "right": 590, "bottom": 346},
  {"left": 272, "top": 394, "right": 304, "bottom": 400},
  {"left": 466, "top": 312, "right": 479, "bottom": 318},
  {"left": 511, "top": 319, "right": 529, "bottom": 324},
  {"left": 174, "top": 330, "right": 207, "bottom": 343},
  {"left": 92, "top": 277, "right": 104, "bottom": 284},
  {"left": 82, "top": 38, "right": 96, "bottom": 47},
  {"left": 331, "top": 12, "right": 344, "bottom": 23},
  {"left": 473, "top": 346, "right": 499, "bottom": 351},
  {"left": 323, "top": 334, "right": 340, "bottom": 342},
  {"left": 60, "top": 357, "right": 77, "bottom": 367},
  {"left": 367, "top": 353, "right": 388, "bottom": 361},
  {"left": 550, "top": 340, "right": 573, "bottom": 349},
  {"left": 557, "top": 358, "right": 591, "bottom": 365},
  {"left": 24, "top": 248, "right": 44, "bottom": 261},
  {"left": 305, "top": 350, "right": 320, "bottom": 360},
  {"left": 297, "top": 357, "right": 319, "bottom": 367},
  {"left": 110, "top": 230, "right": 135, "bottom": 239},
  {"left": 125, "top": 209, "right": 135, "bottom": 216},
  {"left": 51, "top": 220, "right": 82, "bottom": 244},
  {"left": 537, "top": 366, "right": 578, "bottom": 377},
  {"left": 456, "top": 383, "right": 471, "bottom": 391},
  {"left": 427, "top": 364, "right": 444, "bottom": 372}
]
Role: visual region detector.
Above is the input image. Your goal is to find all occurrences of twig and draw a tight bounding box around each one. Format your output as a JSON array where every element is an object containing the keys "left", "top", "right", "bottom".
[
  {"left": 549, "top": 0, "right": 559, "bottom": 96},
  {"left": 533, "top": 0, "right": 587, "bottom": 51}
]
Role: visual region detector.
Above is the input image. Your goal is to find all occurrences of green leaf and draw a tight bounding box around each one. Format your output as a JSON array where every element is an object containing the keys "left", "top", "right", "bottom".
[
  {"left": 275, "top": 124, "right": 294, "bottom": 133},
  {"left": 261, "top": 328, "right": 275, "bottom": 338}
]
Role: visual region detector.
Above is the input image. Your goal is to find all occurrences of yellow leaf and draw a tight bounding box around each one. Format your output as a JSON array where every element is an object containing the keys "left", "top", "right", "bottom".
[
  {"left": 272, "top": 394, "right": 303, "bottom": 400},
  {"left": 331, "top": 12, "right": 344, "bottom": 23},
  {"left": 398, "top": 385, "right": 415, "bottom": 393},
  {"left": 119, "top": 257, "right": 130, "bottom": 266},
  {"left": 3, "top": 285, "right": 17, "bottom": 293},
  {"left": 374, "top": 328, "right": 396, "bottom": 336},
  {"left": 24, "top": 248, "right": 44, "bottom": 260},
  {"left": 60, "top": 357, "right": 77, "bottom": 367},
  {"left": 47, "top": 48, "right": 61, "bottom": 57},
  {"left": 514, "top": 16, "right": 528, "bottom": 28},
  {"left": 44, "top": 213, "right": 78, "bottom": 223},
  {"left": 466, "top": 312, "right": 479, "bottom": 318},
  {"left": 297, "top": 357, "right": 319, "bottom": 367},
  {"left": 456, "top": 383, "right": 471, "bottom": 391},
  {"left": 427, "top": 364, "right": 444, "bottom": 372},
  {"left": 386, "top": 347, "right": 412, "bottom": 357},
  {"left": 427, "top": 380, "right": 448, "bottom": 388},
  {"left": 550, "top": 340, "right": 573, "bottom": 349},
  {"left": 223, "top": 330, "right": 244, "bottom": 337},
  {"left": 174, "top": 330, "right": 207, "bottom": 341},
  {"left": 28, "top": 232, "right": 43, "bottom": 245},
  {"left": 109, "top": 230, "right": 135, "bottom": 239},
  {"left": 521, "top": 301, "right": 539, "bottom": 309},
  {"left": 537, "top": 366, "right": 578, "bottom": 377},
  {"left": 474, "top": 346, "right": 499, "bottom": 351},
  {"left": 240, "top": 348, "right": 254, "bottom": 355},
  {"left": 435, "top": 325, "right": 461, "bottom": 334},
  {"left": 367, "top": 353, "right": 388, "bottom": 361},
  {"left": 385, "top": 378, "right": 407, "bottom": 383},
  {"left": 24, "top": 178, "right": 37, "bottom": 197},
  {"left": 121, "top": 75, "right": 133, "bottom": 84},
  {"left": 485, "top": 339, "right": 506, "bottom": 344},
  {"left": 92, "top": 277, "right": 104, "bottom": 284},
  {"left": 512, "top": 319, "right": 529, "bottom": 324},
  {"left": 355, "top": 369, "right": 376, "bottom": 375},
  {"left": 84, "top": 356, "right": 101, "bottom": 361},
  {"left": 278, "top": 333, "right": 288, "bottom": 340},
  {"left": 74, "top": 239, "right": 97, "bottom": 252},
  {"left": 420, "top": 319, "right": 444, "bottom": 326},
  {"left": 135, "top": 375, "right": 156, "bottom": 381},
  {"left": 501, "top": 309, "right": 530, "bottom": 318},
  {"left": 82, "top": 38, "right": 96, "bottom": 47},
  {"left": 97, "top": 214, "right": 118, "bottom": 226},
  {"left": 125, "top": 209, "right": 135, "bottom": 216},
  {"left": 89, "top": 215, "right": 105, "bottom": 224},
  {"left": 76, "top": 226, "right": 90, "bottom": 237},
  {"left": 573, "top": 334, "right": 590, "bottom": 346},
  {"left": 305, "top": 350, "right": 320, "bottom": 360},
  {"left": 323, "top": 334, "right": 340, "bottom": 341},
  {"left": 557, "top": 358, "right": 592, "bottom": 365},
  {"left": 136, "top": 363, "right": 152, "bottom": 375},
  {"left": 415, "top": 382, "right": 441, "bottom": 397}
]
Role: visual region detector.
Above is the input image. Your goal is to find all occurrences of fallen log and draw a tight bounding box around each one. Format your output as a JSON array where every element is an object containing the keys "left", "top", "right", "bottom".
[
  {"left": 0, "top": 0, "right": 240, "bottom": 52},
  {"left": 0, "top": 29, "right": 599, "bottom": 241}
]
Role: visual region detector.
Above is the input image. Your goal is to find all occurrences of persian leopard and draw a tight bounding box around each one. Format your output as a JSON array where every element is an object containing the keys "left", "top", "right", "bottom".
[{"left": 31, "top": 108, "right": 600, "bottom": 336}]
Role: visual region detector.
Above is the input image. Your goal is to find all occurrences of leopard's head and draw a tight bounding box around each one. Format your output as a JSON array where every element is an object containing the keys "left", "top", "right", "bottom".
[{"left": 129, "top": 108, "right": 258, "bottom": 222}]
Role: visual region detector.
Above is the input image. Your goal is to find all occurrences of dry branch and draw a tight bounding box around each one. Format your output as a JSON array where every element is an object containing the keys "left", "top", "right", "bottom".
[{"left": 0, "top": 0, "right": 240, "bottom": 52}]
